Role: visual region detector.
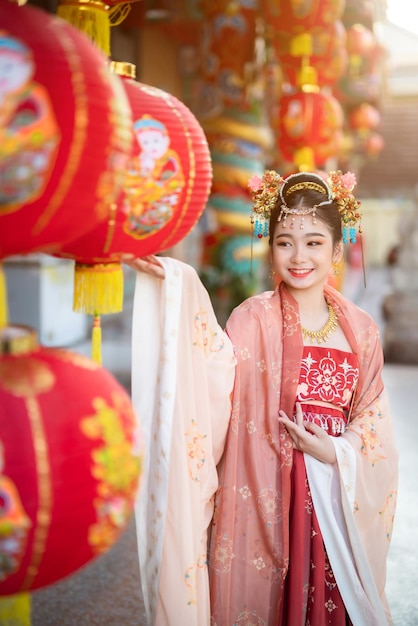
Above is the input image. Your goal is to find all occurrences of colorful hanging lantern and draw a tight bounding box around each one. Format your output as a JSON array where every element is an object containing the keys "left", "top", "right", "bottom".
[
  {"left": 54, "top": 64, "right": 212, "bottom": 349},
  {"left": 346, "top": 23, "right": 376, "bottom": 75},
  {"left": 276, "top": 21, "right": 348, "bottom": 88},
  {"left": 0, "top": 0, "right": 132, "bottom": 260},
  {"left": 348, "top": 102, "right": 381, "bottom": 134},
  {"left": 278, "top": 90, "right": 344, "bottom": 169},
  {"left": 262, "top": 0, "right": 346, "bottom": 34},
  {"left": 364, "top": 131, "right": 384, "bottom": 157},
  {"left": 0, "top": 324, "right": 143, "bottom": 596}
]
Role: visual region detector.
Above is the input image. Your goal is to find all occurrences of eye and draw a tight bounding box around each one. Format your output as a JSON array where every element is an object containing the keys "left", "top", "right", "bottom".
[
  {"left": 276, "top": 240, "right": 291, "bottom": 247},
  {"left": 307, "top": 240, "right": 322, "bottom": 246}
]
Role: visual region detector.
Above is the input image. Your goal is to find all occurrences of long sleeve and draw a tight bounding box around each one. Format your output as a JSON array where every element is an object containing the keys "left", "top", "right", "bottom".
[{"left": 131, "top": 257, "right": 236, "bottom": 626}]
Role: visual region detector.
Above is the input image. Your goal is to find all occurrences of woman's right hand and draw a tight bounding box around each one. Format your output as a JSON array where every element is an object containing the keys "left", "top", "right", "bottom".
[{"left": 122, "top": 254, "right": 165, "bottom": 279}]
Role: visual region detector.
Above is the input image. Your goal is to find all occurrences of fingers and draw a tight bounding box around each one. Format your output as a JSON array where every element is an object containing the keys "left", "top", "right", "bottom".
[
  {"left": 294, "top": 402, "right": 304, "bottom": 428},
  {"left": 278, "top": 410, "right": 336, "bottom": 463},
  {"left": 121, "top": 255, "right": 165, "bottom": 279},
  {"left": 303, "top": 420, "right": 324, "bottom": 437}
]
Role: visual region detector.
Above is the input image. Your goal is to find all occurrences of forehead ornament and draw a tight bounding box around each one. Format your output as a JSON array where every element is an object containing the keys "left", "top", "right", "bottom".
[{"left": 248, "top": 170, "right": 362, "bottom": 243}]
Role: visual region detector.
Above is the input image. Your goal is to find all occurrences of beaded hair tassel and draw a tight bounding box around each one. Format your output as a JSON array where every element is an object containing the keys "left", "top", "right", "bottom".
[
  {"left": 327, "top": 171, "right": 362, "bottom": 244},
  {"left": 248, "top": 170, "right": 285, "bottom": 238}
]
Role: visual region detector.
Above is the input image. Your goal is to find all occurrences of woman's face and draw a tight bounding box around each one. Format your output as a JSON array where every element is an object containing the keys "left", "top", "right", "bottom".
[{"left": 270, "top": 213, "right": 342, "bottom": 296}]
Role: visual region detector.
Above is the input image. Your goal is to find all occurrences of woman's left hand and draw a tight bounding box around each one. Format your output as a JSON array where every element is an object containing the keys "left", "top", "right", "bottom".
[{"left": 278, "top": 402, "right": 337, "bottom": 464}]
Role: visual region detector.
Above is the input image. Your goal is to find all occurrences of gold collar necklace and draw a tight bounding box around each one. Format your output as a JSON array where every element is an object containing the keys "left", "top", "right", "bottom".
[{"left": 301, "top": 301, "right": 338, "bottom": 344}]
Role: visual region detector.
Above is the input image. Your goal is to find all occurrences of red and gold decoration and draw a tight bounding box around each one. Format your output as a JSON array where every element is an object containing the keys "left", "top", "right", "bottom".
[
  {"left": 348, "top": 101, "right": 381, "bottom": 135},
  {"left": 263, "top": 0, "right": 347, "bottom": 91},
  {"left": 345, "top": 22, "right": 376, "bottom": 76},
  {"left": 364, "top": 131, "right": 384, "bottom": 158},
  {"left": 0, "top": 0, "right": 133, "bottom": 260},
  {"left": 275, "top": 20, "right": 347, "bottom": 89},
  {"left": 56, "top": 0, "right": 141, "bottom": 57},
  {"left": 196, "top": 0, "right": 258, "bottom": 115},
  {"left": 0, "top": 324, "right": 143, "bottom": 597},
  {"left": 193, "top": 1, "right": 273, "bottom": 311},
  {"left": 267, "top": 0, "right": 346, "bottom": 31},
  {"left": 278, "top": 90, "right": 344, "bottom": 171},
  {"left": 54, "top": 64, "right": 212, "bottom": 362}
]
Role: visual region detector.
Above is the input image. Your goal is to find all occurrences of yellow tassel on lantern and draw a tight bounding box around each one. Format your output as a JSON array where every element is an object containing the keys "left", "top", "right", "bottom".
[
  {"left": 0, "top": 262, "right": 9, "bottom": 328},
  {"left": 294, "top": 147, "right": 315, "bottom": 172},
  {"left": 0, "top": 593, "right": 31, "bottom": 626},
  {"left": 57, "top": 0, "right": 111, "bottom": 56},
  {"left": 298, "top": 64, "right": 319, "bottom": 92},
  {"left": 91, "top": 314, "right": 102, "bottom": 365},
  {"left": 73, "top": 262, "right": 124, "bottom": 315},
  {"left": 290, "top": 33, "right": 312, "bottom": 58},
  {"left": 57, "top": 0, "right": 132, "bottom": 56}
]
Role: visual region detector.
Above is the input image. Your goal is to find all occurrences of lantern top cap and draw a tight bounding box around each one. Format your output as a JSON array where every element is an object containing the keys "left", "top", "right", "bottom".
[
  {"left": 248, "top": 169, "right": 362, "bottom": 241},
  {"left": 110, "top": 61, "right": 136, "bottom": 79},
  {"left": 0, "top": 325, "right": 38, "bottom": 356}
]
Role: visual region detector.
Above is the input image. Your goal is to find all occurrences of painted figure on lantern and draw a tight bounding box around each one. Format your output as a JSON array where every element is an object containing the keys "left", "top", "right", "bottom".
[
  {"left": 0, "top": 33, "right": 60, "bottom": 210},
  {"left": 0, "top": 440, "right": 31, "bottom": 581},
  {"left": 81, "top": 393, "right": 143, "bottom": 555},
  {"left": 281, "top": 98, "right": 306, "bottom": 138},
  {"left": 123, "top": 114, "right": 185, "bottom": 239}
]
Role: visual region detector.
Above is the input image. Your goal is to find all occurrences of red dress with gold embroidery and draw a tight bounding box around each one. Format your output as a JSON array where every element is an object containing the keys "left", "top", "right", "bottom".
[{"left": 282, "top": 346, "right": 359, "bottom": 626}]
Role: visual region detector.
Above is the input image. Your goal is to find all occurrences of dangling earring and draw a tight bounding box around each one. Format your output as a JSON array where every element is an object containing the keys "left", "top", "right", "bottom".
[
  {"left": 269, "top": 267, "right": 276, "bottom": 279},
  {"left": 332, "top": 263, "right": 340, "bottom": 277}
]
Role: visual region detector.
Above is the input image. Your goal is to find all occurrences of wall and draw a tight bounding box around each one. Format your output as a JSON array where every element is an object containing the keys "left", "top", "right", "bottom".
[{"left": 359, "top": 198, "right": 412, "bottom": 265}]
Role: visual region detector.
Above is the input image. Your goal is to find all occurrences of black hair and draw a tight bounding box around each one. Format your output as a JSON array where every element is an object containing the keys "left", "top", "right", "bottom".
[{"left": 268, "top": 172, "right": 342, "bottom": 246}]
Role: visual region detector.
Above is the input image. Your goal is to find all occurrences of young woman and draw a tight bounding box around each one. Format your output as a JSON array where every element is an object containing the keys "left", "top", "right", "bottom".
[
  {"left": 208, "top": 170, "right": 398, "bottom": 626},
  {"left": 128, "top": 170, "right": 398, "bottom": 626}
]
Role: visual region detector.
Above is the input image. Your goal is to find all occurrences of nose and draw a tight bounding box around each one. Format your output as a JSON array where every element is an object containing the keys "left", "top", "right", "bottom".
[{"left": 290, "top": 243, "right": 306, "bottom": 264}]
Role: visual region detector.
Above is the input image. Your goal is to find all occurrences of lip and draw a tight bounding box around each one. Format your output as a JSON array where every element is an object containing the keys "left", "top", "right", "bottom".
[{"left": 288, "top": 268, "right": 313, "bottom": 278}]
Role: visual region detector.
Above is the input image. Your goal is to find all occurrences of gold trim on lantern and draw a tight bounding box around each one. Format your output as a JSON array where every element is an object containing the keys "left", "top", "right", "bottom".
[
  {"left": 22, "top": 395, "right": 53, "bottom": 590},
  {"left": 0, "top": 263, "right": 8, "bottom": 328},
  {"left": 103, "top": 201, "right": 118, "bottom": 253},
  {"left": 32, "top": 22, "right": 88, "bottom": 236},
  {"left": 0, "top": 325, "right": 38, "bottom": 356},
  {"left": 160, "top": 101, "right": 196, "bottom": 250},
  {"left": 110, "top": 61, "right": 136, "bottom": 79}
]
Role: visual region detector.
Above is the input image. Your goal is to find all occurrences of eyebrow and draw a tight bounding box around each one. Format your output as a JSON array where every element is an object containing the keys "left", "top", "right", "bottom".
[{"left": 275, "top": 232, "right": 327, "bottom": 239}]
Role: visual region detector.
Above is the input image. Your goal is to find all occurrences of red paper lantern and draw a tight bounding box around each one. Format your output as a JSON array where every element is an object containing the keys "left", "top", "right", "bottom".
[
  {"left": 0, "top": 325, "right": 143, "bottom": 594},
  {"left": 346, "top": 23, "right": 376, "bottom": 76},
  {"left": 276, "top": 21, "right": 348, "bottom": 88},
  {"left": 278, "top": 90, "right": 344, "bottom": 169},
  {"left": 0, "top": 1, "right": 132, "bottom": 260},
  {"left": 364, "top": 131, "right": 384, "bottom": 156},
  {"left": 55, "top": 66, "right": 212, "bottom": 316},
  {"left": 348, "top": 102, "right": 381, "bottom": 133},
  {"left": 263, "top": 0, "right": 346, "bottom": 34}
]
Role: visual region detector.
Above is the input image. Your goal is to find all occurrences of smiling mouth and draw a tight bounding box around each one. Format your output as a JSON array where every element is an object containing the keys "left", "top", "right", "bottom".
[{"left": 289, "top": 269, "right": 313, "bottom": 275}]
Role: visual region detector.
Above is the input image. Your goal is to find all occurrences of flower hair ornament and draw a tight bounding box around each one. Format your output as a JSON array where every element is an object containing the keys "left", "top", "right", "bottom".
[{"left": 248, "top": 169, "right": 362, "bottom": 245}]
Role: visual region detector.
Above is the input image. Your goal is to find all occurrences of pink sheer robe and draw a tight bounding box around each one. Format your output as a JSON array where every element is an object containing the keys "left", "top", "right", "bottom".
[{"left": 209, "top": 281, "right": 398, "bottom": 626}]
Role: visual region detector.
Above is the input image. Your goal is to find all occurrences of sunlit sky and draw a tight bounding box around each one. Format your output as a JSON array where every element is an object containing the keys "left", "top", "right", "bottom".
[{"left": 387, "top": 0, "right": 418, "bottom": 35}]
